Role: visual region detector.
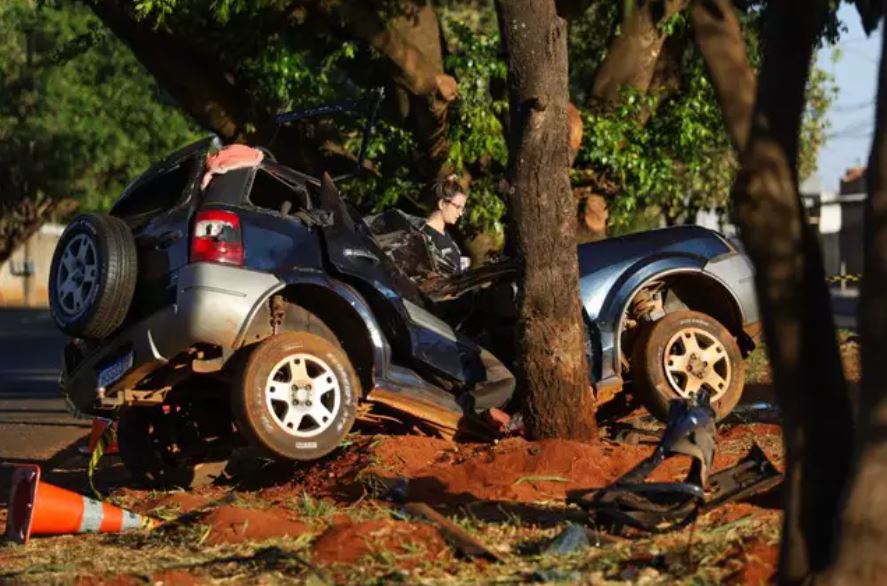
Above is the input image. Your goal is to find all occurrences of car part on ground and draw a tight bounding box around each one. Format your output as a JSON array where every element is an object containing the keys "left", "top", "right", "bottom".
[
  {"left": 49, "top": 213, "right": 137, "bottom": 339},
  {"left": 569, "top": 392, "right": 782, "bottom": 533},
  {"left": 569, "top": 392, "right": 716, "bottom": 532},
  {"left": 630, "top": 310, "right": 745, "bottom": 421},
  {"left": 231, "top": 331, "right": 361, "bottom": 461}
]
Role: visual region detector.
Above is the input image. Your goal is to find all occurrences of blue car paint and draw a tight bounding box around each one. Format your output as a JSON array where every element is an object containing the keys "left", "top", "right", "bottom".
[
  {"left": 576, "top": 226, "right": 735, "bottom": 383},
  {"left": 208, "top": 160, "right": 749, "bottom": 398}
]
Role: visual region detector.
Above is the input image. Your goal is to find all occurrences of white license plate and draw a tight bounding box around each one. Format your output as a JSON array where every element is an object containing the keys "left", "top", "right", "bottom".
[{"left": 96, "top": 351, "right": 134, "bottom": 389}]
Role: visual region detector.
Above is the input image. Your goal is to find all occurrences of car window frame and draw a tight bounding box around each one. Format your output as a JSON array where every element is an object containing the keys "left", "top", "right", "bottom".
[
  {"left": 241, "top": 162, "right": 316, "bottom": 216},
  {"left": 111, "top": 137, "right": 217, "bottom": 225}
]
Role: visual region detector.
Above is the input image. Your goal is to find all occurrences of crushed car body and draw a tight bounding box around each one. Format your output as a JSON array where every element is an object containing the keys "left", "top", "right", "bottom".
[{"left": 49, "top": 90, "right": 760, "bottom": 485}]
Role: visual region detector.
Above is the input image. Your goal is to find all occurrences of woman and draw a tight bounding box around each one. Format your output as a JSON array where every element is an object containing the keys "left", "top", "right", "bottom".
[{"left": 422, "top": 174, "right": 468, "bottom": 275}]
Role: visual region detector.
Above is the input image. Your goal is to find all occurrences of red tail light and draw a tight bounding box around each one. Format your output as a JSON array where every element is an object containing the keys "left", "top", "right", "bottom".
[{"left": 191, "top": 209, "right": 244, "bottom": 265}]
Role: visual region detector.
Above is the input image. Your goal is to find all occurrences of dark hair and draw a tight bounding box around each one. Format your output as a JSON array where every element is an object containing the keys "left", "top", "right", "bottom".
[{"left": 427, "top": 174, "right": 466, "bottom": 208}]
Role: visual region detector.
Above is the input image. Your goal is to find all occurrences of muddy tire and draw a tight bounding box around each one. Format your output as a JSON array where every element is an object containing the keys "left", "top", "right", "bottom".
[
  {"left": 232, "top": 331, "right": 360, "bottom": 461},
  {"left": 630, "top": 310, "right": 745, "bottom": 421},
  {"left": 117, "top": 407, "right": 195, "bottom": 489},
  {"left": 49, "top": 213, "right": 137, "bottom": 339}
]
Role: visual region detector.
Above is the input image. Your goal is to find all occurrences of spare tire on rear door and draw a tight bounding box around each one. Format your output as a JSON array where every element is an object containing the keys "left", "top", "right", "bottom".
[{"left": 49, "top": 213, "right": 137, "bottom": 339}]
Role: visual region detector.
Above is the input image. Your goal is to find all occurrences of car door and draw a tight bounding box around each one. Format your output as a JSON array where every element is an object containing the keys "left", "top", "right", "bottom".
[
  {"left": 111, "top": 140, "right": 213, "bottom": 320},
  {"left": 315, "top": 174, "right": 482, "bottom": 384}
]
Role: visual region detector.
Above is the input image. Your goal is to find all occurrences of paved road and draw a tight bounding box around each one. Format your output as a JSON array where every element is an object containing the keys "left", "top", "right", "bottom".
[
  {"left": 0, "top": 309, "right": 88, "bottom": 463},
  {"left": 831, "top": 288, "right": 859, "bottom": 331}
]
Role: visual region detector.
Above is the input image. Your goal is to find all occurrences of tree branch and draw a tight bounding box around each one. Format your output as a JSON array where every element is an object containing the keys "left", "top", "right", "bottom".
[
  {"left": 590, "top": 0, "right": 689, "bottom": 107},
  {"left": 89, "top": 1, "right": 256, "bottom": 143},
  {"left": 690, "top": 0, "right": 757, "bottom": 151}
]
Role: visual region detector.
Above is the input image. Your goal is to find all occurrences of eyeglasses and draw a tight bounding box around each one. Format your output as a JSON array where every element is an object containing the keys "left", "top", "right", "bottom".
[{"left": 444, "top": 199, "right": 466, "bottom": 212}]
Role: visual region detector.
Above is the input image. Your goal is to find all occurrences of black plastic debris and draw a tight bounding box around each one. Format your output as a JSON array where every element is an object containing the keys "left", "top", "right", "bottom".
[{"left": 569, "top": 391, "right": 783, "bottom": 533}]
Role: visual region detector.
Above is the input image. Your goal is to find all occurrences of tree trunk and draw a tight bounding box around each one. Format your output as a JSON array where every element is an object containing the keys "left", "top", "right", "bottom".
[
  {"left": 590, "top": 0, "right": 689, "bottom": 107},
  {"left": 690, "top": 0, "right": 757, "bottom": 151},
  {"left": 0, "top": 198, "right": 76, "bottom": 267},
  {"left": 825, "top": 11, "right": 887, "bottom": 583},
  {"left": 728, "top": 1, "right": 854, "bottom": 582},
  {"left": 495, "top": 0, "right": 596, "bottom": 440}
]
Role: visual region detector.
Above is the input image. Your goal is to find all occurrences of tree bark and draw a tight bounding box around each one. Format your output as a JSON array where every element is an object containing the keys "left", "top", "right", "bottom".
[
  {"left": 728, "top": 1, "right": 854, "bottom": 582},
  {"left": 690, "top": 0, "right": 757, "bottom": 151},
  {"left": 590, "top": 0, "right": 689, "bottom": 107},
  {"left": 496, "top": 0, "right": 596, "bottom": 440},
  {"left": 825, "top": 8, "right": 887, "bottom": 582}
]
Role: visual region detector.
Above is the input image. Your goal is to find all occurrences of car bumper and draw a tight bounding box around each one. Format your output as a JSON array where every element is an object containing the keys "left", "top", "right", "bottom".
[{"left": 61, "top": 262, "right": 282, "bottom": 413}]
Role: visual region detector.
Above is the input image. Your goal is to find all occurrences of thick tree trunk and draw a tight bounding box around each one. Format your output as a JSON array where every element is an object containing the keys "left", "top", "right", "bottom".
[
  {"left": 728, "top": 1, "right": 854, "bottom": 582},
  {"left": 496, "top": 0, "right": 596, "bottom": 440},
  {"left": 825, "top": 11, "right": 887, "bottom": 583},
  {"left": 690, "top": 0, "right": 757, "bottom": 151},
  {"left": 590, "top": 0, "right": 689, "bottom": 107}
]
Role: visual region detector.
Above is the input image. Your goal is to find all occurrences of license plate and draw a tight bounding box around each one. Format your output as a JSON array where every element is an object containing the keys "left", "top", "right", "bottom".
[{"left": 96, "top": 350, "right": 134, "bottom": 390}]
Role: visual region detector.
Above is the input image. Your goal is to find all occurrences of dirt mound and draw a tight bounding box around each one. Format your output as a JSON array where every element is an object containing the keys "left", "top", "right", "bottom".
[
  {"left": 312, "top": 519, "right": 450, "bottom": 567},
  {"left": 200, "top": 505, "right": 310, "bottom": 545},
  {"left": 367, "top": 436, "right": 648, "bottom": 504},
  {"left": 248, "top": 425, "right": 784, "bottom": 507},
  {"left": 140, "top": 492, "right": 214, "bottom": 515}
]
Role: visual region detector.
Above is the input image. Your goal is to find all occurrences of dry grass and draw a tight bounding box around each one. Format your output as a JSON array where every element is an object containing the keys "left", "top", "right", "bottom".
[{"left": 0, "top": 496, "right": 781, "bottom": 585}]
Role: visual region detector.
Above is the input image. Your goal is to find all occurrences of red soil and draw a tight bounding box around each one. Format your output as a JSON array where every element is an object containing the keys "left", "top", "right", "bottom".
[
  {"left": 736, "top": 539, "right": 778, "bottom": 585},
  {"left": 312, "top": 518, "right": 450, "bottom": 567},
  {"left": 151, "top": 570, "right": 203, "bottom": 585},
  {"left": 249, "top": 423, "right": 784, "bottom": 508},
  {"left": 199, "top": 505, "right": 310, "bottom": 545},
  {"left": 139, "top": 492, "right": 214, "bottom": 515},
  {"left": 74, "top": 570, "right": 202, "bottom": 586}
]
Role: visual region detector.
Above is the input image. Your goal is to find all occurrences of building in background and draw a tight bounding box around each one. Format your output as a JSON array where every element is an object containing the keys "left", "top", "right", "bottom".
[
  {"left": 0, "top": 224, "right": 64, "bottom": 307},
  {"left": 801, "top": 167, "right": 866, "bottom": 280}
]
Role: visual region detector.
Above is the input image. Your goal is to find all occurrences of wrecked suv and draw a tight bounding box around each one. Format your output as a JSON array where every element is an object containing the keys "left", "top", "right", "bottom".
[{"left": 50, "top": 93, "right": 760, "bottom": 486}]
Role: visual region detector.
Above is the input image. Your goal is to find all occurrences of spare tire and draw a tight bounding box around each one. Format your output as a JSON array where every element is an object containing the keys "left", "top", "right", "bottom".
[{"left": 49, "top": 213, "right": 137, "bottom": 339}]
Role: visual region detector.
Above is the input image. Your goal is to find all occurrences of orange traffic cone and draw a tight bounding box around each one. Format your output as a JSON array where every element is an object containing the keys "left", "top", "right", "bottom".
[{"left": 5, "top": 464, "right": 155, "bottom": 544}]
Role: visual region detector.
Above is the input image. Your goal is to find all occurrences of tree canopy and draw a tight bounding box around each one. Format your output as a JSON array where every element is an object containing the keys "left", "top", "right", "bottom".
[
  {"left": 0, "top": 0, "right": 841, "bottom": 253},
  {"left": 0, "top": 0, "right": 199, "bottom": 212}
]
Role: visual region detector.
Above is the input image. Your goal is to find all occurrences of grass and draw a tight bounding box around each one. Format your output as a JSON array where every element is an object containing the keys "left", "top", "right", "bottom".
[
  {"left": 290, "top": 491, "right": 338, "bottom": 518},
  {"left": 0, "top": 502, "right": 780, "bottom": 585}
]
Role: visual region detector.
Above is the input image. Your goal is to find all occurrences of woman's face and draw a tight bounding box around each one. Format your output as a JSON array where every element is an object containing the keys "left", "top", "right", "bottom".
[{"left": 440, "top": 192, "right": 467, "bottom": 225}]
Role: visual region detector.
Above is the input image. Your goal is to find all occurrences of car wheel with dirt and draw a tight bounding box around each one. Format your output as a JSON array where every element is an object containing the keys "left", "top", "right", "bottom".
[
  {"left": 630, "top": 310, "right": 745, "bottom": 420},
  {"left": 232, "top": 331, "right": 361, "bottom": 461},
  {"left": 49, "top": 213, "right": 137, "bottom": 339}
]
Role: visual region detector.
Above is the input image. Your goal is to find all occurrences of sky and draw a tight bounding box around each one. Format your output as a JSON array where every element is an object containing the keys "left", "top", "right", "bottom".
[{"left": 815, "top": 3, "right": 882, "bottom": 192}]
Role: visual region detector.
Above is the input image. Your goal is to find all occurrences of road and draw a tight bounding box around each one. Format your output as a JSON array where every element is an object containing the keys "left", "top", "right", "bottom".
[
  {"left": 0, "top": 309, "right": 88, "bottom": 464},
  {"left": 831, "top": 288, "right": 859, "bottom": 331}
]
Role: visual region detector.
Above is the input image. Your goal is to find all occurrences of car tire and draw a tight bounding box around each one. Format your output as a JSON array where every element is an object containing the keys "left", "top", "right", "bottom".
[
  {"left": 49, "top": 213, "right": 137, "bottom": 339},
  {"left": 117, "top": 407, "right": 196, "bottom": 489},
  {"left": 630, "top": 310, "right": 745, "bottom": 421},
  {"left": 232, "top": 331, "right": 361, "bottom": 461}
]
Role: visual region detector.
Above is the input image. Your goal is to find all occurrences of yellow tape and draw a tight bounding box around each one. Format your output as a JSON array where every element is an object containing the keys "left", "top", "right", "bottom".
[
  {"left": 87, "top": 422, "right": 116, "bottom": 499},
  {"left": 826, "top": 274, "right": 863, "bottom": 284}
]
